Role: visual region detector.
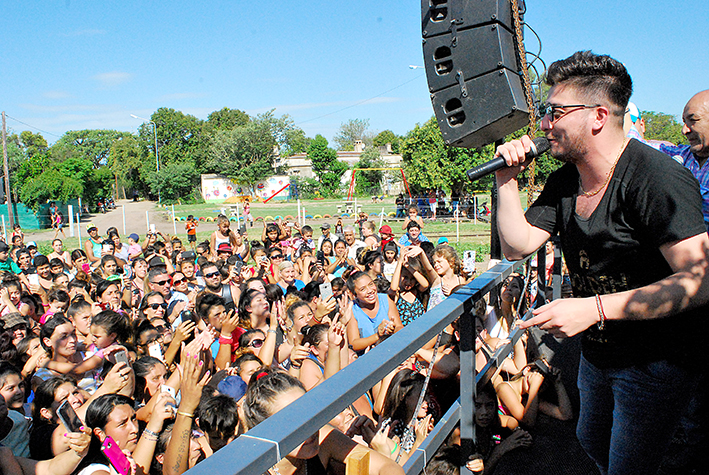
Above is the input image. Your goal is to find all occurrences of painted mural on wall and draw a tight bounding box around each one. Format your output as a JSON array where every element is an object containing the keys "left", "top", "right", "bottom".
[{"left": 200, "top": 174, "right": 290, "bottom": 202}]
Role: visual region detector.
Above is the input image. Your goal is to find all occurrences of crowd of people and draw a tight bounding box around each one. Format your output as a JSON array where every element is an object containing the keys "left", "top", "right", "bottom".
[{"left": 0, "top": 202, "right": 574, "bottom": 475}]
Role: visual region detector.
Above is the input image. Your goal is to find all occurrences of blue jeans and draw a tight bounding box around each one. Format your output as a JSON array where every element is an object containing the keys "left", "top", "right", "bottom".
[{"left": 576, "top": 355, "right": 693, "bottom": 475}]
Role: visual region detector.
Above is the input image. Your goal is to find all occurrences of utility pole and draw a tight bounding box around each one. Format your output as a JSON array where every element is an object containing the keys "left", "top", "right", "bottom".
[{"left": 1, "top": 112, "right": 14, "bottom": 228}]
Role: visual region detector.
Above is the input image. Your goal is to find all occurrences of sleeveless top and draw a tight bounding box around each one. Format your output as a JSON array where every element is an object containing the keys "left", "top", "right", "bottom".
[
  {"left": 88, "top": 238, "right": 102, "bottom": 258},
  {"left": 306, "top": 353, "right": 324, "bottom": 374},
  {"left": 214, "top": 232, "right": 230, "bottom": 247},
  {"left": 352, "top": 294, "right": 390, "bottom": 339},
  {"left": 427, "top": 285, "right": 445, "bottom": 310},
  {"left": 396, "top": 294, "right": 425, "bottom": 326}
]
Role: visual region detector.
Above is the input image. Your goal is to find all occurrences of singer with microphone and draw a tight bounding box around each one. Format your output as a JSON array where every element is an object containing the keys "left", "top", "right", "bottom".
[{"left": 492, "top": 51, "right": 709, "bottom": 474}]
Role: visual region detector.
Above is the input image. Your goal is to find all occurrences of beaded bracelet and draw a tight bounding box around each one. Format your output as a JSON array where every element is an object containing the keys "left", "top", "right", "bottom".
[
  {"left": 143, "top": 428, "right": 159, "bottom": 438},
  {"left": 594, "top": 294, "right": 606, "bottom": 331}
]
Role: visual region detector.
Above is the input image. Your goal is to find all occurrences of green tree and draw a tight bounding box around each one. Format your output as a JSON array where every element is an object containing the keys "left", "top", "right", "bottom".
[
  {"left": 306, "top": 135, "right": 347, "bottom": 196},
  {"left": 145, "top": 162, "right": 200, "bottom": 202},
  {"left": 307, "top": 135, "right": 337, "bottom": 175},
  {"left": 140, "top": 108, "right": 206, "bottom": 168},
  {"left": 204, "top": 107, "right": 249, "bottom": 134},
  {"left": 353, "top": 146, "right": 384, "bottom": 195},
  {"left": 642, "top": 111, "right": 688, "bottom": 145},
  {"left": 333, "top": 118, "right": 372, "bottom": 151},
  {"left": 52, "top": 129, "right": 132, "bottom": 168},
  {"left": 208, "top": 113, "right": 277, "bottom": 193},
  {"left": 18, "top": 131, "right": 48, "bottom": 158},
  {"left": 373, "top": 130, "right": 400, "bottom": 153},
  {"left": 400, "top": 117, "right": 495, "bottom": 194},
  {"left": 110, "top": 136, "right": 144, "bottom": 197}
]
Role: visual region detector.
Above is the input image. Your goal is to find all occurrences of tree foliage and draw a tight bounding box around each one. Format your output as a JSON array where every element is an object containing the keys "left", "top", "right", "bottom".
[
  {"left": 373, "top": 129, "right": 400, "bottom": 153},
  {"left": 333, "top": 118, "right": 372, "bottom": 151},
  {"left": 204, "top": 107, "right": 249, "bottom": 134},
  {"left": 18, "top": 131, "right": 48, "bottom": 158},
  {"left": 208, "top": 113, "right": 279, "bottom": 192},
  {"left": 145, "top": 162, "right": 200, "bottom": 202},
  {"left": 642, "top": 111, "right": 688, "bottom": 145},
  {"left": 354, "top": 146, "right": 385, "bottom": 195},
  {"left": 53, "top": 129, "right": 132, "bottom": 168},
  {"left": 401, "top": 117, "right": 495, "bottom": 194},
  {"left": 306, "top": 135, "right": 347, "bottom": 196}
]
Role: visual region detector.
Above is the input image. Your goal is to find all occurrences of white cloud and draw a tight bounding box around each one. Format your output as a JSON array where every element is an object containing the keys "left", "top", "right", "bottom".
[
  {"left": 91, "top": 71, "right": 133, "bottom": 87},
  {"left": 42, "top": 90, "right": 72, "bottom": 100}
]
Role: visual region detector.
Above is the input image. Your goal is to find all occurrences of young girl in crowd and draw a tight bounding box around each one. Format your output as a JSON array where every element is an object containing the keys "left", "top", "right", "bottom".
[
  {"left": 209, "top": 215, "right": 239, "bottom": 260},
  {"left": 381, "top": 241, "right": 398, "bottom": 282},
  {"left": 389, "top": 247, "right": 429, "bottom": 326}
]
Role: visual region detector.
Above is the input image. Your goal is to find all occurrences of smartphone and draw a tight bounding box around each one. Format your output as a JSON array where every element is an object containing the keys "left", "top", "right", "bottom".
[
  {"left": 101, "top": 436, "right": 131, "bottom": 475},
  {"left": 114, "top": 350, "right": 130, "bottom": 366},
  {"left": 160, "top": 385, "right": 176, "bottom": 399},
  {"left": 122, "top": 264, "right": 132, "bottom": 279},
  {"left": 239, "top": 225, "right": 247, "bottom": 235},
  {"left": 287, "top": 222, "right": 295, "bottom": 227},
  {"left": 102, "top": 244, "right": 112, "bottom": 254},
  {"left": 148, "top": 342, "right": 163, "bottom": 361},
  {"left": 235, "top": 260, "right": 243, "bottom": 274},
  {"left": 28, "top": 274, "right": 40, "bottom": 287},
  {"left": 316, "top": 251, "right": 325, "bottom": 265},
  {"left": 57, "top": 400, "right": 83, "bottom": 433},
  {"left": 82, "top": 263, "right": 91, "bottom": 273},
  {"left": 150, "top": 224, "right": 156, "bottom": 234},
  {"left": 463, "top": 250, "right": 476, "bottom": 274},
  {"left": 319, "top": 282, "right": 333, "bottom": 302}
]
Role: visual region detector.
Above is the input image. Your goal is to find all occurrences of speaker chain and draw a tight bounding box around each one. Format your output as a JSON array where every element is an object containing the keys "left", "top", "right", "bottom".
[{"left": 510, "top": 0, "right": 538, "bottom": 204}]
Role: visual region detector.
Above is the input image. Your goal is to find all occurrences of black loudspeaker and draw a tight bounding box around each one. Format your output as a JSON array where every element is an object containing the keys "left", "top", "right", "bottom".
[{"left": 422, "top": 0, "right": 530, "bottom": 148}]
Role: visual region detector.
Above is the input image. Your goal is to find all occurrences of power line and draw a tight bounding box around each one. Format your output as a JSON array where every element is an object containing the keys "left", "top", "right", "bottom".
[
  {"left": 4, "top": 114, "right": 62, "bottom": 138},
  {"left": 296, "top": 73, "right": 425, "bottom": 125}
]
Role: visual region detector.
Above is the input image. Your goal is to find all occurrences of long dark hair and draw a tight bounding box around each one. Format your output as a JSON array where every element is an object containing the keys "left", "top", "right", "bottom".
[
  {"left": 40, "top": 314, "right": 72, "bottom": 357},
  {"left": 380, "top": 369, "right": 425, "bottom": 424},
  {"left": 133, "top": 356, "right": 164, "bottom": 404},
  {"left": 242, "top": 371, "right": 304, "bottom": 430}
]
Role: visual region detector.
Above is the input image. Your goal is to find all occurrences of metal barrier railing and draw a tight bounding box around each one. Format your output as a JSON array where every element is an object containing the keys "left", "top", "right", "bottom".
[{"left": 185, "top": 251, "right": 544, "bottom": 475}]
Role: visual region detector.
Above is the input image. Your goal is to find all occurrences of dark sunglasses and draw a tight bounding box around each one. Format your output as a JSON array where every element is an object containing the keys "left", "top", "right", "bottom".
[
  {"left": 204, "top": 271, "right": 221, "bottom": 279},
  {"left": 270, "top": 254, "right": 284, "bottom": 260},
  {"left": 147, "top": 303, "right": 168, "bottom": 310},
  {"left": 539, "top": 102, "right": 600, "bottom": 123},
  {"left": 152, "top": 279, "right": 171, "bottom": 286},
  {"left": 172, "top": 278, "right": 187, "bottom": 286},
  {"left": 248, "top": 338, "right": 265, "bottom": 349}
]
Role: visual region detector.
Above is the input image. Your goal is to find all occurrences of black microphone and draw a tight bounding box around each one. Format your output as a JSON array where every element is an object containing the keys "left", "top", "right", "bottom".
[{"left": 466, "top": 137, "right": 551, "bottom": 181}]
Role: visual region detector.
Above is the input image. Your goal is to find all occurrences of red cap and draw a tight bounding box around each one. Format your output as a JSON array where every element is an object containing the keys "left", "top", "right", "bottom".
[{"left": 379, "top": 225, "right": 393, "bottom": 234}]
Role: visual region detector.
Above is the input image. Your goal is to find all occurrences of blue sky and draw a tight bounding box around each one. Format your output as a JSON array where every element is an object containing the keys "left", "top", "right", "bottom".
[{"left": 2, "top": 1, "right": 706, "bottom": 145}]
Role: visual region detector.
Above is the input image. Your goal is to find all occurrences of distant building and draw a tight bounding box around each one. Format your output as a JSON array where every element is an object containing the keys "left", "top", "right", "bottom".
[{"left": 277, "top": 142, "right": 404, "bottom": 194}]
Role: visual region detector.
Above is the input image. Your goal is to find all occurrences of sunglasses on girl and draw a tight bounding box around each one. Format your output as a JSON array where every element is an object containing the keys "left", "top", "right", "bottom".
[
  {"left": 147, "top": 303, "right": 168, "bottom": 310},
  {"left": 248, "top": 338, "right": 265, "bottom": 349}
]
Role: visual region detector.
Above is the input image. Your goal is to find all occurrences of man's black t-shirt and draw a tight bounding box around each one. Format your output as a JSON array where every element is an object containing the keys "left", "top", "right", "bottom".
[{"left": 526, "top": 139, "right": 706, "bottom": 368}]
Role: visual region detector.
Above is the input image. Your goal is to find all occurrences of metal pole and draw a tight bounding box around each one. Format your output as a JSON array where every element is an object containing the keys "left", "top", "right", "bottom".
[
  {"left": 1, "top": 112, "right": 14, "bottom": 227},
  {"left": 459, "top": 296, "right": 476, "bottom": 474},
  {"left": 473, "top": 195, "right": 477, "bottom": 225},
  {"left": 379, "top": 207, "right": 384, "bottom": 229},
  {"left": 68, "top": 205, "right": 74, "bottom": 237},
  {"left": 172, "top": 204, "right": 177, "bottom": 235},
  {"left": 76, "top": 214, "right": 82, "bottom": 248},
  {"left": 146, "top": 211, "right": 150, "bottom": 231},
  {"left": 122, "top": 206, "right": 126, "bottom": 235},
  {"left": 456, "top": 203, "right": 460, "bottom": 244},
  {"left": 1, "top": 215, "right": 5, "bottom": 242},
  {"left": 154, "top": 122, "right": 161, "bottom": 205}
]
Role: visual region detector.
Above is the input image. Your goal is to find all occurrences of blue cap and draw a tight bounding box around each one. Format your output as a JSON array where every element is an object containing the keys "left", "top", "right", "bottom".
[
  {"left": 437, "top": 237, "right": 449, "bottom": 245},
  {"left": 217, "top": 375, "right": 248, "bottom": 401},
  {"left": 129, "top": 233, "right": 140, "bottom": 242}
]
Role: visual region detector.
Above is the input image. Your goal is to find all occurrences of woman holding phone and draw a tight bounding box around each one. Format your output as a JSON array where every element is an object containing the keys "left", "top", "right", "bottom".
[{"left": 75, "top": 392, "right": 175, "bottom": 475}]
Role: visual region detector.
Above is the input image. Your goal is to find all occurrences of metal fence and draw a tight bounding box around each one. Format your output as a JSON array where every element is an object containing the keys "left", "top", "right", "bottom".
[{"left": 185, "top": 248, "right": 548, "bottom": 475}]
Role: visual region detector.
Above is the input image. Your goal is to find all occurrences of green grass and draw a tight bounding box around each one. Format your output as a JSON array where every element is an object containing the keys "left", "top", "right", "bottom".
[{"left": 25, "top": 192, "right": 538, "bottom": 262}]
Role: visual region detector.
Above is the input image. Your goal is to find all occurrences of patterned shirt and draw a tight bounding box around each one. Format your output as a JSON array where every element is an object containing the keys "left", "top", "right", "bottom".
[{"left": 658, "top": 143, "right": 709, "bottom": 230}]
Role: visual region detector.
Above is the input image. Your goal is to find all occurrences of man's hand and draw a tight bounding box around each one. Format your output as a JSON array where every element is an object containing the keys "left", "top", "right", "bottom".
[
  {"left": 519, "top": 296, "right": 598, "bottom": 338},
  {"left": 494, "top": 135, "right": 535, "bottom": 183}
]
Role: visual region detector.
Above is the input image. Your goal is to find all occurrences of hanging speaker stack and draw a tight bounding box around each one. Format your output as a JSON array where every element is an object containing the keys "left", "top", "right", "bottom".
[{"left": 422, "top": 0, "right": 530, "bottom": 148}]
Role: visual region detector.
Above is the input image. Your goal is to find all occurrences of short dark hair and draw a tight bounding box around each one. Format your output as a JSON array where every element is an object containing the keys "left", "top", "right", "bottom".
[
  {"left": 545, "top": 50, "right": 632, "bottom": 123},
  {"left": 406, "top": 220, "right": 421, "bottom": 231},
  {"left": 34, "top": 255, "right": 50, "bottom": 268}
]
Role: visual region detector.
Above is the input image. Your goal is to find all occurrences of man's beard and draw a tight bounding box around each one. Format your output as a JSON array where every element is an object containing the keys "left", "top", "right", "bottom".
[{"left": 205, "top": 280, "right": 222, "bottom": 292}]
